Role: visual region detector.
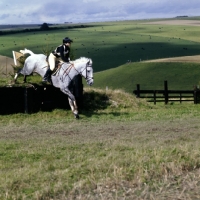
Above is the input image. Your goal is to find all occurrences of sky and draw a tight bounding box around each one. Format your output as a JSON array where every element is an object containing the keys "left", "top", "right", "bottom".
[{"left": 0, "top": 0, "right": 200, "bottom": 24}]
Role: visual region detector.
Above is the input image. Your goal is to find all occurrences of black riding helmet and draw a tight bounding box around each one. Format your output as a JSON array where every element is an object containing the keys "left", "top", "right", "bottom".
[{"left": 63, "top": 37, "right": 73, "bottom": 44}]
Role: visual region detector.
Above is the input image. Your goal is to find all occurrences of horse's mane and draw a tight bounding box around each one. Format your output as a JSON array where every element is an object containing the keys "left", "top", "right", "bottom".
[{"left": 74, "top": 57, "right": 92, "bottom": 64}]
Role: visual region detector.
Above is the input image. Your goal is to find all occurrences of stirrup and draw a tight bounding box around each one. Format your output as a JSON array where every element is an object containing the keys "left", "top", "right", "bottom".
[{"left": 42, "top": 78, "right": 48, "bottom": 82}]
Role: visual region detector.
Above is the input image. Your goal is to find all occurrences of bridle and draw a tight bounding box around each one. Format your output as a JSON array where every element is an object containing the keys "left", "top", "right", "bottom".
[
  {"left": 61, "top": 59, "right": 93, "bottom": 82},
  {"left": 79, "top": 61, "right": 93, "bottom": 82}
]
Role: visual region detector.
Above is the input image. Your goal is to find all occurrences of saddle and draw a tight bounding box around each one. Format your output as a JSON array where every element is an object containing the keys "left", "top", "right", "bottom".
[
  {"left": 52, "top": 61, "right": 63, "bottom": 75},
  {"left": 46, "top": 55, "right": 73, "bottom": 78},
  {"left": 45, "top": 56, "right": 63, "bottom": 75}
]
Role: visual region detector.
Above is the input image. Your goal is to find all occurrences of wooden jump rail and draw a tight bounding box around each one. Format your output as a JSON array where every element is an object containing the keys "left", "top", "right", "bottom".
[
  {"left": 133, "top": 80, "right": 200, "bottom": 104},
  {"left": 0, "top": 75, "right": 83, "bottom": 115}
]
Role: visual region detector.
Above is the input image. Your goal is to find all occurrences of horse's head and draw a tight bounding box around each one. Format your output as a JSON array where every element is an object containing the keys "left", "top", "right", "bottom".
[
  {"left": 82, "top": 59, "right": 94, "bottom": 86},
  {"left": 73, "top": 57, "right": 94, "bottom": 86}
]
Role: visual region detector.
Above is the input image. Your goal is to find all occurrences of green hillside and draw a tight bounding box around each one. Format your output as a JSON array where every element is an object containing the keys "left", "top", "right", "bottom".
[
  {"left": 92, "top": 62, "right": 200, "bottom": 93},
  {"left": 1, "top": 18, "right": 200, "bottom": 91},
  {"left": 1, "top": 18, "right": 200, "bottom": 73}
]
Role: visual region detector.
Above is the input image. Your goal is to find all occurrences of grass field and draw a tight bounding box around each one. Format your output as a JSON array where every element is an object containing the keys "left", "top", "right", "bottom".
[
  {"left": 93, "top": 62, "right": 200, "bottom": 93},
  {"left": 1, "top": 18, "right": 200, "bottom": 199},
  {"left": 0, "top": 88, "right": 200, "bottom": 199},
  {"left": 1, "top": 18, "right": 200, "bottom": 73},
  {"left": 1, "top": 18, "right": 200, "bottom": 91}
]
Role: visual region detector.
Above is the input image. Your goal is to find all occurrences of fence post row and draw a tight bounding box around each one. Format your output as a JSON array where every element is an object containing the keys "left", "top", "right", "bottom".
[
  {"left": 194, "top": 90, "right": 198, "bottom": 104},
  {"left": 134, "top": 80, "right": 200, "bottom": 104},
  {"left": 164, "top": 80, "right": 168, "bottom": 104},
  {"left": 136, "top": 84, "right": 140, "bottom": 98}
]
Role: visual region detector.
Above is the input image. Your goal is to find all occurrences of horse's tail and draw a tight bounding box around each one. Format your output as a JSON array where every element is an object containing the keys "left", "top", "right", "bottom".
[{"left": 20, "top": 48, "right": 34, "bottom": 55}]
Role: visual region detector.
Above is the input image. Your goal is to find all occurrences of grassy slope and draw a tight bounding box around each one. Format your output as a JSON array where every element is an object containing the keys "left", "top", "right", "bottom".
[
  {"left": 1, "top": 19, "right": 200, "bottom": 91},
  {"left": 92, "top": 62, "right": 200, "bottom": 93},
  {"left": 1, "top": 18, "right": 200, "bottom": 91},
  {"left": 1, "top": 19, "right": 200, "bottom": 73}
]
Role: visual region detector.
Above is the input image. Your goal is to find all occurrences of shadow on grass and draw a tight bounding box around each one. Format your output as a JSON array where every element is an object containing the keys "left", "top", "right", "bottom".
[
  {"left": 80, "top": 90, "right": 110, "bottom": 111},
  {"left": 79, "top": 90, "right": 131, "bottom": 118},
  {"left": 81, "top": 110, "right": 130, "bottom": 118}
]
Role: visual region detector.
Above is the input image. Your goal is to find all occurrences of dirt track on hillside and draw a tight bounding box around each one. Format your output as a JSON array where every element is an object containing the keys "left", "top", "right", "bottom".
[
  {"left": 143, "top": 19, "right": 200, "bottom": 26},
  {"left": 0, "top": 55, "right": 14, "bottom": 76},
  {"left": 143, "top": 55, "right": 200, "bottom": 63}
]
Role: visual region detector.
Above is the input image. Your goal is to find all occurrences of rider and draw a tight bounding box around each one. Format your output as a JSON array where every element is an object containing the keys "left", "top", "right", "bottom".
[{"left": 42, "top": 37, "right": 73, "bottom": 82}]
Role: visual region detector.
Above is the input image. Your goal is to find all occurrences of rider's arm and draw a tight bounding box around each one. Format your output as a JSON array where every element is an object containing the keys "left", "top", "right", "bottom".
[{"left": 60, "top": 45, "right": 70, "bottom": 62}]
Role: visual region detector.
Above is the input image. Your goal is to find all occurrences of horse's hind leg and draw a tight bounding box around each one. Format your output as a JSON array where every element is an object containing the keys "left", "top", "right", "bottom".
[
  {"left": 14, "top": 72, "right": 27, "bottom": 83},
  {"left": 14, "top": 68, "right": 23, "bottom": 83},
  {"left": 23, "top": 75, "right": 27, "bottom": 83},
  {"left": 14, "top": 72, "right": 20, "bottom": 83}
]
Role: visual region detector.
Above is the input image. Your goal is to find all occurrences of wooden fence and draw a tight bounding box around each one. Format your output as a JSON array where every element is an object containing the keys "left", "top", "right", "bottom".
[
  {"left": 133, "top": 80, "right": 200, "bottom": 104},
  {"left": 0, "top": 75, "right": 83, "bottom": 114}
]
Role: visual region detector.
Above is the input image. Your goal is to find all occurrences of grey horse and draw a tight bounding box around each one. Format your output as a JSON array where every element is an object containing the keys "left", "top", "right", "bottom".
[{"left": 14, "top": 49, "right": 94, "bottom": 118}]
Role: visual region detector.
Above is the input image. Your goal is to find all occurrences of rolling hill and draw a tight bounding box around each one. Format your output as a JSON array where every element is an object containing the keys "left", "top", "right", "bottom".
[
  {"left": 1, "top": 18, "right": 200, "bottom": 91},
  {"left": 92, "top": 62, "right": 200, "bottom": 93}
]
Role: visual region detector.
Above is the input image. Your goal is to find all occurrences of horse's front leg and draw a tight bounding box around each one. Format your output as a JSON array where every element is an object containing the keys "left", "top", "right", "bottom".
[
  {"left": 23, "top": 75, "right": 27, "bottom": 83},
  {"left": 60, "top": 87, "right": 79, "bottom": 119},
  {"left": 68, "top": 97, "right": 79, "bottom": 119}
]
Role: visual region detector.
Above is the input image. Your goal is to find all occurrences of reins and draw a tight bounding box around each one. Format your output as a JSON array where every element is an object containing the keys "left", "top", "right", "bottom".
[
  {"left": 60, "top": 60, "right": 92, "bottom": 82},
  {"left": 60, "top": 63, "right": 77, "bottom": 82},
  {"left": 63, "top": 63, "right": 74, "bottom": 76}
]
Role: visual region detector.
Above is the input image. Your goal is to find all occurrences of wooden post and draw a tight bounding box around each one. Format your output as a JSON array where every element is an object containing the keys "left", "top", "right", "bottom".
[
  {"left": 194, "top": 90, "right": 197, "bottom": 104},
  {"left": 136, "top": 84, "right": 140, "bottom": 98},
  {"left": 24, "top": 88, "right": 28, "bottom": 113},
  {"left": 153, "top": 90, "right": 156, "bottom": 105},
  {"left": 164, "top": 80, "right": 168, "bottom": 104}
]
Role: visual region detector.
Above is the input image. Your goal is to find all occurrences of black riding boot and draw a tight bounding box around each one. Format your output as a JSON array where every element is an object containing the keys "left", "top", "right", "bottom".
[{"left": 42, "top": 68, "right": 52, "bottom": 83}]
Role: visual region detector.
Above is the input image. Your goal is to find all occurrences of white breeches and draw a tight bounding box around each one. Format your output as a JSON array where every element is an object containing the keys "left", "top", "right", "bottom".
[{"left": 48, "top": 53, "right": 57, "bottom": 71}]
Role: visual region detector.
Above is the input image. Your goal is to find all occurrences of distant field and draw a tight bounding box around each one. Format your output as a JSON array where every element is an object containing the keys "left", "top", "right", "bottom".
[
  {"left": 0, "top": 55, "right": 14, "bottom": 76},
  {"left": 143, "top": 54, "right": 200, "bottom": 63},
  {"left": 1, "top": 18, "right": 200, "bottom": 73},
  {"left": 1, "top": 18, "right": 200, "bottom": 90},
  {"left": 0, "top": 24, "right": 41, "bottom": 30},
  {"left": 143, "top": 19, "right": 200, "bottom": 26}
]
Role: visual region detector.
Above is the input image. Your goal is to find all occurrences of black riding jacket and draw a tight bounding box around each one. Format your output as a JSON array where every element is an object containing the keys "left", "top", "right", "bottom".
[{"left": 52, "top": 44, "right": 70, "bottom": 62}]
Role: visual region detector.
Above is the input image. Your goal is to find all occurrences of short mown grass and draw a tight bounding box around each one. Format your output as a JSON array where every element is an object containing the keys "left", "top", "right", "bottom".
[{"left": 0, "top": 88, "right": 200, "bottom": 199}]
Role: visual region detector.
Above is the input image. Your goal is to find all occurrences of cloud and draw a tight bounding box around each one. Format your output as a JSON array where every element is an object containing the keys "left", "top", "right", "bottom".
[
  {"left": 0, "top": 0, "right": 200, "bottom": 24},
  {"left": 83, "top": 0, "right": 100, "bottom": 2},
  {"left": 0, "top": 14, "right": 10, "bottom": 20}
]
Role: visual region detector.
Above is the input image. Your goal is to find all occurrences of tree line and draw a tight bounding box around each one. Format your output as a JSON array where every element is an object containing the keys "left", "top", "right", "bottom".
[{"left": 0, "top": 23, "right": 92, "bottom": 36}]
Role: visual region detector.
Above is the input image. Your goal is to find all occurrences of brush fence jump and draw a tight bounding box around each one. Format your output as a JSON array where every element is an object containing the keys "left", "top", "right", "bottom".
[
  {"left": 0, "top": 75, "right": 83, "bottom": 115},
  {"left": 133, "top": 81, "right": 200, "bottom": 104}
]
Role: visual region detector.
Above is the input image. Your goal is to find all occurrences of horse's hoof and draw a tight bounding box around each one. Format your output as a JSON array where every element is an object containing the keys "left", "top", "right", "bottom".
[{"left": 74, "top": 114, "right": 79, "bottom": 119}]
